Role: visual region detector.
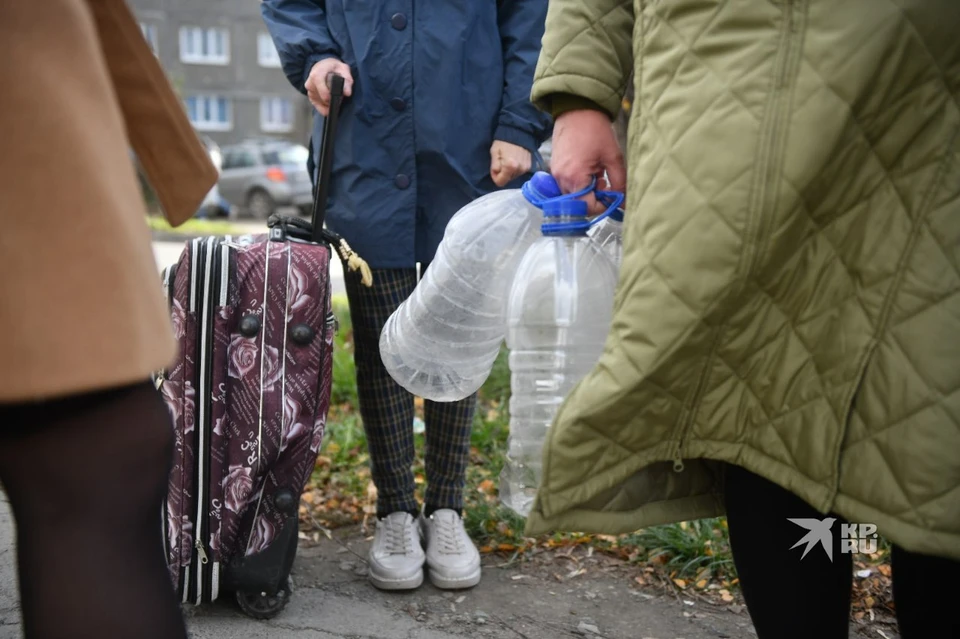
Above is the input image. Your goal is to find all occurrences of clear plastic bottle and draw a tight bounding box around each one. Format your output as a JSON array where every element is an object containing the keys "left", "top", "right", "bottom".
[
  {"left": 587, "top": 207, "right": 623, "bottom": 268},
  {"left": 379, "top": 173, "right": 562, "bottom": 402},
  {"left": 500, "top": 199, "right": 619, "bottom": 517}
]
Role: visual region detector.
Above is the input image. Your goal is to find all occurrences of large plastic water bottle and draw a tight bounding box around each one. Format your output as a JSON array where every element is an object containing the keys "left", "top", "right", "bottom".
[
  {"left": 588, "top": 207, "right": 623, "bottom": 267},
  {"left": 500, "top": 199, "right": 619, "bottom": 517},
  {"left": 379, "top": 173, "right": 562, "bottom": 402}
]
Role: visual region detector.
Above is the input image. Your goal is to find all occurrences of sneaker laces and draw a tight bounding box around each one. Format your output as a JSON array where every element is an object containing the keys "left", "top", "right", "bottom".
[
  {"left": 434, "top": 515, "right": 468, "bottom": 555},
  {"left": 382, "top": 516, "right": 414, "bottom": 555}
]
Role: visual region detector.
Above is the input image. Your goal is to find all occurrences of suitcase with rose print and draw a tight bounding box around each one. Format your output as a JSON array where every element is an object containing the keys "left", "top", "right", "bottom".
[{"left": 154, "top": 76, "right": 367, "bottom": 619}]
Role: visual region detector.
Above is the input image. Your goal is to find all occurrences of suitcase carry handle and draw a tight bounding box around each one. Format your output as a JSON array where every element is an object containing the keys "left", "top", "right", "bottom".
[{"left": 310, "top": 73, "right": 345, "bottom": 243}]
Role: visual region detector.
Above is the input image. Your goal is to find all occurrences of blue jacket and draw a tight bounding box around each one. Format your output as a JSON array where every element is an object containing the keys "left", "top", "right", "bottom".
[{"left": 261, "top": 0, "right": 552, "bottom": 268}]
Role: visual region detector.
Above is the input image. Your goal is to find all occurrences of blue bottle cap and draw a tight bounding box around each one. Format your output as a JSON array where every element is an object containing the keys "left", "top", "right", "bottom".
[
  {"left": 522, "top": 171, "right": 562, "bottom": 203},
  {"left": 542, "top": 198, "right": 588, "bottom": 218}
]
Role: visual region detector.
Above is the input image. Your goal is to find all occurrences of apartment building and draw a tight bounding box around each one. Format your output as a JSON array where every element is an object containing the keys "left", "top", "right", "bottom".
[{"left": 128, "top": 0, "right": 313, "bottom": 147}]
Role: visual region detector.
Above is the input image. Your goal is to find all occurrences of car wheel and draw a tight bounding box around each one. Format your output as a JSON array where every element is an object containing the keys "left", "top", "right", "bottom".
[{"left": 247, "top": 189, "right": 276, "bottom": 220}]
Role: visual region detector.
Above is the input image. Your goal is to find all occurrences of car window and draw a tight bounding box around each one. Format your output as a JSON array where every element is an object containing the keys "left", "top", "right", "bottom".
[
  {"left": 261, "top": 145, "right": 309, "bottom": 166},
  {"left": 260, "top": 150, "right": 281, "bottom": 166},
  {"left": 222, "top": 148, "right": 258, "bottom": 170}
]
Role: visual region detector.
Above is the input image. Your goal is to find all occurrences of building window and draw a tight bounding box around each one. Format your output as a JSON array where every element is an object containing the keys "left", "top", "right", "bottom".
[
  {"left": 257, "top": 33, "right": 282, "bottom": 68},
  {"left": 179, "top": 26, "right": 230, "bottom": 65},
  {"left": 185, "top": 95, "right": 232, "bottom": 131},
  {"left": 139, "top": 23, "right": 159, "bottom": 55},
  {"left": 260, "top": 97, "right": 294, "bottom": 133}
]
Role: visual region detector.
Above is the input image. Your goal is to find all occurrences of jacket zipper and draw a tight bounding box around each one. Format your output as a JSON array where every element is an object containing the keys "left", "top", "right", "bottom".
[{"left": 673, "top": 0, "right": 800, "bottom": 472}]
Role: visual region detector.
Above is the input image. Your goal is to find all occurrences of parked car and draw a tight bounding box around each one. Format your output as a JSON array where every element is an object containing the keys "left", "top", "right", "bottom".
[{"left": 217, "top": 140, "right": 313, "bottom": 219}]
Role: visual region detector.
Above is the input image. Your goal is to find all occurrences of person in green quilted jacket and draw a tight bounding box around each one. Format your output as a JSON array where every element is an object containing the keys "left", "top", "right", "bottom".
[{"left": 526, "top": 1, "right": 960, "bottom": 637}]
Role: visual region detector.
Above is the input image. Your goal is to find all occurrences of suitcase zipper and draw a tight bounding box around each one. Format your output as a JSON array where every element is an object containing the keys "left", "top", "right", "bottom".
[
  {"left": 203, "top": 240, "right": 225, "bottom": 601},
  {"left": 190, "top": 237, "right": 220, "bottom": 604},
  {"left": 196, "top": 237, "right": 224, "bottom": 604},
  {"left": 184, "top": 238, "right": 205, "bottom": 603}
]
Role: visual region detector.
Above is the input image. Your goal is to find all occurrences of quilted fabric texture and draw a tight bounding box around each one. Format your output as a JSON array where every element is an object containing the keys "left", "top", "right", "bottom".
[{"left": 524, "top": 0, "right": 960, "bottom": 562}]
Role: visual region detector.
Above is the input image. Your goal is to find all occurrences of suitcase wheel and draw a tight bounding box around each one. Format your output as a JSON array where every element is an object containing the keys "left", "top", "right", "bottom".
[{"left": 234, "top": 578, "right": 291, "bottom": 620}]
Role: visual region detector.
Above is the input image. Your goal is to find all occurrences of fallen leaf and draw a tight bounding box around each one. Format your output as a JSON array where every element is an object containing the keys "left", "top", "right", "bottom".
[
  {"left": 673, "top": 579, "right": 687, "bottom": 589},
  {"left": 877, "top": 564, "right": 892, "bottom": 577},
  {"left": 478, "top": 479, "right": 496, "bottom": 495},
  {"left": 719, "top": 589, "right": 734, "bottom": 603},
  {"left": 634, "top": 576, "right": 646, "bottom": 586},
  {"left": 696, "top": 579, "right": 708, "bottom": 589}
]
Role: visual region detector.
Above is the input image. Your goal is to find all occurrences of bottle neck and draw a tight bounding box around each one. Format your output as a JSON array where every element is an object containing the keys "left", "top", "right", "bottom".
[{"left": 542, "top": 214, "right": 590, "bottom": 237}]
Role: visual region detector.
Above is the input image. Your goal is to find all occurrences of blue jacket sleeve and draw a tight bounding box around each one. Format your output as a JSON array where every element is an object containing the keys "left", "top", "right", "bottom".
[
  {"left": 495, "top": 0, "right": 554, "bottom": 153},
  {"left": 261, "top": 0, "right": 341, "bottom": 95}
]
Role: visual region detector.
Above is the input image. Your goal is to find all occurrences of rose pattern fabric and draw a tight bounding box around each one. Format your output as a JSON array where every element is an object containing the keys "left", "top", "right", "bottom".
[
  {"left": 210, "top": 528, "right": 221, "bottom": 555},
  {"left": 280, "top": 395, "right": 308, "bottom": 453},
  {"left": 182, "top": 381, "right": 196, "bottom": 435},
  {"left": 227, "top": 335, "right": 259, "bottom": 379},
  {"left": 287, "top": 264, "right": 314, "bottom": 316},
  {"left": 171, "top": 298, "right": 186, "bottom": 339},
  {"left": 160, "top": 380, "right": 181, "bottom": 425},
  {"left": 311, "top": 413, "right": 326, "bottom": 453},
  {"left": 245, "top": 516, "right": 276, "bottom": 556},
  {"left": 260, "top": 345, "right": 282, "bottom": 391},
  {"left": 222, "top": 465, "right": 253, "bottom": 514},
  {"left": 167, "top": 500, "right": 194, "bottom": 562}
]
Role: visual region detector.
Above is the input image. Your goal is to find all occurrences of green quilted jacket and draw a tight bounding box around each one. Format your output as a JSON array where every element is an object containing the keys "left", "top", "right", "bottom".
[{"left": 525, "top": 0, "right": 960, "bottom": 562}]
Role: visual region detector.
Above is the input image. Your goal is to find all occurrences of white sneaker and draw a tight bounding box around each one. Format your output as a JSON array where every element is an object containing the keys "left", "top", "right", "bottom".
[
  {"left": 420, "top": 509, "right": 482, "bottom": 590},
  {"left": 368, "top": 512, "right": 425, "bottom": 590}
]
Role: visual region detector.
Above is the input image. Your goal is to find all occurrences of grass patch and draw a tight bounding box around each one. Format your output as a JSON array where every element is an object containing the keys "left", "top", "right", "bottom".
[
  {"left": 147, "top": 215, "right": 240, "bottom": 237},
  {"left": 330, "top": 295, "right": 358, "bottom": 407}
]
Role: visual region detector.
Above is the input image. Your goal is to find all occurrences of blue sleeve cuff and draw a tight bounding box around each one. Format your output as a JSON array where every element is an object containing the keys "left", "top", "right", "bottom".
[
  {"left": 302, "top": 53, "right": 338, "bottom": 93},
  {"left": 493, "top": 123, "right": 540, "bottom": 154}
]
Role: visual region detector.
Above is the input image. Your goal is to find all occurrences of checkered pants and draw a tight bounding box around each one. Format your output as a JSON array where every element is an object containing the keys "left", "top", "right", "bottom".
[{"left": 344, "top": 267, "right": 477, "bottom": 517}]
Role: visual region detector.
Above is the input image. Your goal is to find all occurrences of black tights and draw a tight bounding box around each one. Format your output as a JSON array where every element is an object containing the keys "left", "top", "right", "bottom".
[
  {"left": 724, "top": 463, "right": 960, "bottom": 639},
  {"left": 0, "top": 381, "right": 187, "bottom": 639}
]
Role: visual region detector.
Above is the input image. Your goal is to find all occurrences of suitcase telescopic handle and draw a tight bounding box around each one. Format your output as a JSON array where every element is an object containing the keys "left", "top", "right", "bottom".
[{"left": 310, "top": 73, "right": 346, "bottom": 243}]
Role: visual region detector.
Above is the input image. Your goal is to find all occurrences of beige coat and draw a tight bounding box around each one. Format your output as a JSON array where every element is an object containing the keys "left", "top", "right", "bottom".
[{"left": 0, "top": 0, "right": 217, "bottom": 402}]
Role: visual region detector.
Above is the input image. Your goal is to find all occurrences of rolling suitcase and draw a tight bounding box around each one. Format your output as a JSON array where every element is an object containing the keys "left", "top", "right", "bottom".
[{"left": 155, "top": 76, "right": 368, "bottom": 619}]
